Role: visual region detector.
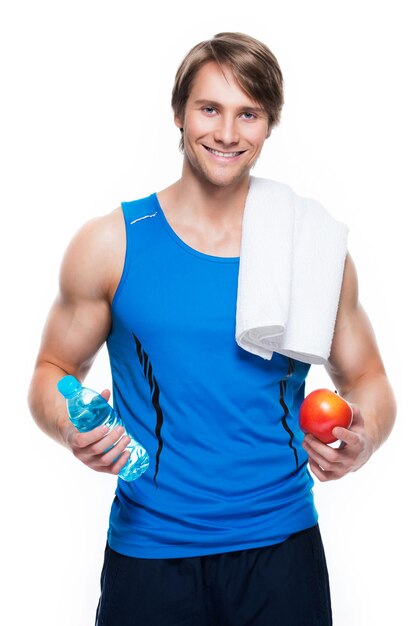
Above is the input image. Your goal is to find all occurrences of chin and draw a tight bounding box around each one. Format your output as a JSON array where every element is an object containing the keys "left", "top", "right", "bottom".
[
  {"left": 186, "top": 146, "right": 255, "bottom": 187},
  {"left": 197, "top": 162, "right": 251, "bottom": 189}
]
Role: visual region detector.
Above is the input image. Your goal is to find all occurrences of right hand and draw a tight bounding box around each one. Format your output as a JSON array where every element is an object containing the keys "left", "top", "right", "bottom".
[{"left": 62, "top": 389, "right": 131, "bottom": 476}]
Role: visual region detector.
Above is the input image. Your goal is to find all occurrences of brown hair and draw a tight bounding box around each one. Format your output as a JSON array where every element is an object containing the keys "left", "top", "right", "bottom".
[{"left": 171, "top": 32, "right": 285, "bottom": 152}]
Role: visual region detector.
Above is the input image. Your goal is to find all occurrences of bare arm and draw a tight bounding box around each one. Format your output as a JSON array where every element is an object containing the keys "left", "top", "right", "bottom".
[
  {"left": 302, "top": 252, "right": 397, "bottom": 480},
  {"left": 27, "top": 209, "right": 132, "bottom": 475}
]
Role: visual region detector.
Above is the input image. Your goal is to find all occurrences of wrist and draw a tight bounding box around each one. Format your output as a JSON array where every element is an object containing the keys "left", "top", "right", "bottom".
[{"left": 56, "top": 419, "right": 73, "bottom": 450}]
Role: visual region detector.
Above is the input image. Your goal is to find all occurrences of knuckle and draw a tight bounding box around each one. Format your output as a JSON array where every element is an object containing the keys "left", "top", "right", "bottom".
[
  {"left": 111, "top": 433, "right": 123, "bottom": 446},
  {"left": 90, "top": 442, "right": 104, "bottom": 455},
  {"left": 118, "top": 440, "right": 128, "bottom": 451},
  {"left": 73, "top": 433, "right": 85, "bottom": 448},
  {"left": 329, "top": 450, "right": 340, "bottom": 463},
  {"left": 109, "top": 428, "right": 119, "bottom": 440}
]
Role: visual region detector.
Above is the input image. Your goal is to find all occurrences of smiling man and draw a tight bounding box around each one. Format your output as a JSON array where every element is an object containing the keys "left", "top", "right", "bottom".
[
  {"left": 28, "top": 33, "right": 396, "bottom": 625},
  {"left": 158, "top": 58, "right": 273, "bottom": 258}
]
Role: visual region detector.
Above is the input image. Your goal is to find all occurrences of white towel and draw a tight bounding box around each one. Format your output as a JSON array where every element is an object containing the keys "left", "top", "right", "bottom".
[{"left": 236, "top": 176, "right": 349, "bottom": 365}]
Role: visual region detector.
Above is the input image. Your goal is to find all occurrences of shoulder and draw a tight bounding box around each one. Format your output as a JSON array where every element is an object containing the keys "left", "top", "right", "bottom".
[
  {"left": 72, "top": 206, "right": 124, "bottom": 248},
  {"left": 59, "top": 207, "right": 125, "bottom": 302},
  {"left": 250, "top": 177, "right": 348, "bottom": 230}
]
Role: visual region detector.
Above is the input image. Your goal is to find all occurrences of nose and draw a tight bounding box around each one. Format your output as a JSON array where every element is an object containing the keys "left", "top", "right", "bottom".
[{"left": 213, "top": 114, "right": 240, "bottom": 146}]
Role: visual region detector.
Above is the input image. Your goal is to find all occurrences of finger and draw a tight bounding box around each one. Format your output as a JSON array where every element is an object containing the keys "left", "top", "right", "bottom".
[
  {"left": 109, "top": 449, "right": 131, "bottom": 475},
  {"left": 70, "top": 423, "right": 112, "bottom": 449},
  {"left": 99, "top": 435, "right": 131, "bottom": 469},
  {"left": 88, "top": 425, "right": 126, "bottom": 456},
  {"left": 303, "top": 435, "right": 343, "bottom": 463},
  {"left": 332, "top": 426, "right": 359, "bottom": 446},
  {"left": 88, "top": 434, "right": 130, "bottom": 471},
  {"left": 308, "top": 458, "right": 340, "bottom": 482},
  {"left": 303, "top": 439, "right": 343, "bottom": 473}
]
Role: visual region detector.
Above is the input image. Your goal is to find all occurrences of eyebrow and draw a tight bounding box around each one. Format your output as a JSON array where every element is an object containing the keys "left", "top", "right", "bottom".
[{"left": 193, "top": 99, "right": 265, "bottom": 114}]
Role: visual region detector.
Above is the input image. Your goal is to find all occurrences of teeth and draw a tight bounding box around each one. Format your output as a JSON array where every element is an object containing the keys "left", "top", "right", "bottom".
[{"left": 207, "top": 147, "right": 242, "bottom": 158}]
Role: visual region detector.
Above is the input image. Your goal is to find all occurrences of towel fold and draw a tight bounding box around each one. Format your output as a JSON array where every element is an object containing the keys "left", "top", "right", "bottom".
[{"left": 235, "top": 176, "right": 349, "bottom": 365}]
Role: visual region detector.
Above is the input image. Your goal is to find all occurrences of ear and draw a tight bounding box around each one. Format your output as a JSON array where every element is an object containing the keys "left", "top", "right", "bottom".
[{"left": 174, "top": 113, "right": 184, "bottom": 130}]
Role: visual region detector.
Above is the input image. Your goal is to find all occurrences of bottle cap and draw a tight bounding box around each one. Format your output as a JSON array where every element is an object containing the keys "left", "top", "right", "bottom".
[{"left": 57, "top": 375, "right": 81, "bottom": 398}]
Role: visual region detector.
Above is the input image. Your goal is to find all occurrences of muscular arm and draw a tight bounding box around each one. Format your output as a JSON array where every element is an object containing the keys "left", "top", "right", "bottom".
[
  {"left": 28, "top": 209, "right": 124, "bottom": 449},
  {"left": 303, "top": 252, "right": 397, "bottom": 480},
  {"left": 326, "top": 252, "right": 396, "bottom": 451}
]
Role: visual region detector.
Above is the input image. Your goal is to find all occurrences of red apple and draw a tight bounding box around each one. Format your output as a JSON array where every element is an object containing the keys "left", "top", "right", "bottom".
[{"left": 299, "top": 388, "right": 353, "bottom": 444}]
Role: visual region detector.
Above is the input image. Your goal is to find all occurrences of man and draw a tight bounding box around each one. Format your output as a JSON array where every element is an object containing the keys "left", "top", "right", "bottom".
[{"left": 28, "top": 32, "right": 396, "bottom": 625}]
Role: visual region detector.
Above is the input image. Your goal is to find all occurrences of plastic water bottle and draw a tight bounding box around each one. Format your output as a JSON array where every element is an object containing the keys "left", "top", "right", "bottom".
[{"left": 57, "top": 375, "right": 149, "bottom": 481}]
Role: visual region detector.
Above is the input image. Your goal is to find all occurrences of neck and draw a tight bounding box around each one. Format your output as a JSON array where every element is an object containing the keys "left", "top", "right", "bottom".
[{"left": 166, "top": 162, "right": 251, "bottom": 228}]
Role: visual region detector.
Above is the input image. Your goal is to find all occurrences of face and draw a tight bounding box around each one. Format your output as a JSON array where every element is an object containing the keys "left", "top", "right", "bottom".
[{"left": 175, "top": 61, "right": 271, "bottom": 189}]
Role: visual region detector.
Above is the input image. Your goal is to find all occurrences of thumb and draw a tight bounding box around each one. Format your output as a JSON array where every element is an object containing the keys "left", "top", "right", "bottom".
[{"left": 100, "top": 388, "right": 111, "bottom": 402}]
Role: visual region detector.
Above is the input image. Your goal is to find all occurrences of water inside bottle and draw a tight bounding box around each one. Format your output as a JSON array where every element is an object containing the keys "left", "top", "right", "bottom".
[
  {"left": 71, "top": 394, "right": 112, "bottom": 432},
  {"left": 119, "top": 443, "right": 150, "bottom": 481}
]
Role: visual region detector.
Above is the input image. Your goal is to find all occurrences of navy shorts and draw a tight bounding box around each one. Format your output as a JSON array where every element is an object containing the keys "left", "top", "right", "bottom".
[{"left": 95, "top": 524, "right": 332, "bottom": 625}]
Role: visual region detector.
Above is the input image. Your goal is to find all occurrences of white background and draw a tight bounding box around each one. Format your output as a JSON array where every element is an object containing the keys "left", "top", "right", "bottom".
[{"left": 1, "top": 1, "right": 416, "bottom": 624}]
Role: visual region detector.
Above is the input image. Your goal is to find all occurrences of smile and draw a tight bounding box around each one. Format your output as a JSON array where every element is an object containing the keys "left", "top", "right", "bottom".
[{"left": 203, "top": 146, "right": 245, "bottom": 159}]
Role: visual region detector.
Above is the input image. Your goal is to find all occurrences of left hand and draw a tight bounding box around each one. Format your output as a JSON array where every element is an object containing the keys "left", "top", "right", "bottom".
[{"left": 301, "top": 404, "right": 375, "bottom": 481}]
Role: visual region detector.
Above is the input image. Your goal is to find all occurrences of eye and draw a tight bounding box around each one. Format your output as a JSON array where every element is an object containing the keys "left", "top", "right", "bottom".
[
  {"left": 202, "top": 106, "right": 217, "bottom": 115},
  {"left": 241, "top": 112, "right": 256, "bottom": 120}
]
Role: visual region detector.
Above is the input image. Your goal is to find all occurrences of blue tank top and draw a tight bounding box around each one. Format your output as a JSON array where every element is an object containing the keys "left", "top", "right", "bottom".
[{"left": 106, "top": 192, "right": 318, "bottom": 558}]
